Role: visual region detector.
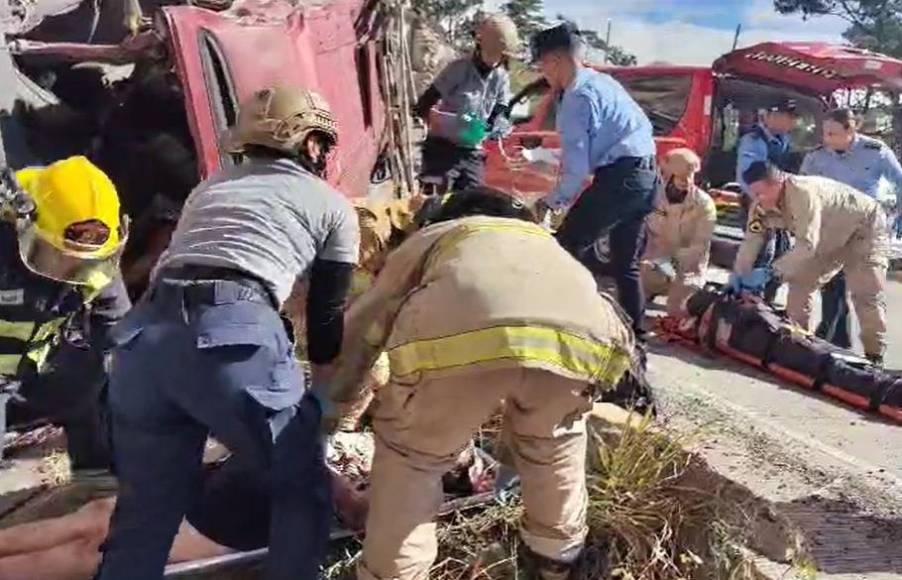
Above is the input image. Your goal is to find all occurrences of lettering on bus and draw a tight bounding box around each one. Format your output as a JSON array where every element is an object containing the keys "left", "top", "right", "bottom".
[{"left": 745, "top": 51, "right": 840, "bottom": 79}]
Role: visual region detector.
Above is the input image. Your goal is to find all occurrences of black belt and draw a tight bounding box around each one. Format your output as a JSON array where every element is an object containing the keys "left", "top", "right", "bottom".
[
  {"left": 156, "top": 265, "right": 278, "bottom": 309},
  {"left": 597, "top": 155, "right": 656, "bottom": 173}
]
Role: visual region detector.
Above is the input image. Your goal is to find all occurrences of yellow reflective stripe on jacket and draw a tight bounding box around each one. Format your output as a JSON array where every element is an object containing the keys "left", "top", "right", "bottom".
[
  {"left": 0, "top": 318, "right": 67, "bottom": 375},
  {"left": 33, "top": 319, "right": 65, "bottom": 343},
  {"left": 81, "top": 270, "right": 112, "bottom": 302},
  {"left": 0, "top": 354, "right": 21, "bottom": 375},
  {"left": 426, "top": 222, "right": 552, "bottom": 271},
  {"left": 26, "top": 341, "right": 52, "bottom": 368},
  {"left": 388, "top": 325, "right": 631, "bottom": 385},
  {"left": 0, "top": 320, "right": 36, "bottom": 342}
]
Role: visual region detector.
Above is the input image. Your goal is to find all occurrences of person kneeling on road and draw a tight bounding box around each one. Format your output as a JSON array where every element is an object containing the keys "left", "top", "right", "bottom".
[
  {"left": 96, "top": 86, "right": 359, "bottom": 580},
  {"left": 0, "top": 157, "right": 131, "bottom": 479},
  {"left": 729, "top": 161, "right": 889, "bottom": 366},
  {"left": 641, "top": 148, "right": 717, "bottom": 317},
  {"left": 319, "top": 187, "right": 637, "bottom": 580}
]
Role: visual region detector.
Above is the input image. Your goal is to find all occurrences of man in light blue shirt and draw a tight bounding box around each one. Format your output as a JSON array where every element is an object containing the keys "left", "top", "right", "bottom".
[
  {"left": 800, "top": 113, "right": 902, "bottom": 199},
  {"left": 800, "top": 108, "right": 902, "bottom": 350},
  {"left": 531, "top": 22, "right": 657, "bottom": 336}
]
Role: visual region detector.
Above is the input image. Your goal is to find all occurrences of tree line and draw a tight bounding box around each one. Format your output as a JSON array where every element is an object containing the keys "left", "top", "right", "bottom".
[{"left": 414, "top": 0, "right": 638, "bottom": 66}]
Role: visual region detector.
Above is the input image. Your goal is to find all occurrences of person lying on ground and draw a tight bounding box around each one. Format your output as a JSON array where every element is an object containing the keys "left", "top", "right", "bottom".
[{"left": 0, "top": 457, "right": 367, "bottom": 580}]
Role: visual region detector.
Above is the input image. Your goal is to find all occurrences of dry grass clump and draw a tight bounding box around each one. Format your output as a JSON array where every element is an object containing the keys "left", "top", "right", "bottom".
[
  {"left": 324, "top": 412, "right": 799, "bottom": 580},
  {"left": 37, "top": 450, "right": 72, "bottom": 487}
]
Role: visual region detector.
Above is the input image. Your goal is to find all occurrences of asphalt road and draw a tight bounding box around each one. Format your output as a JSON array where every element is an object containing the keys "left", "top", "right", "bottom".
[{"left": 647, "top": 279, "right": 902, "bottom": 578}]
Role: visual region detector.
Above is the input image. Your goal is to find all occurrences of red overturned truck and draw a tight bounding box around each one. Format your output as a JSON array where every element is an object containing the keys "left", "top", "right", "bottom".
[{"left": 0, "top": 0, "right": 416, "bottom": 297}]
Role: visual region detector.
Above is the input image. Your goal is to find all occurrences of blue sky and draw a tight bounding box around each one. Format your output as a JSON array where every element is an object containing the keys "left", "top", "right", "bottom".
[{"left": 487, "top": 0, "right": 850, "bottom": 64}]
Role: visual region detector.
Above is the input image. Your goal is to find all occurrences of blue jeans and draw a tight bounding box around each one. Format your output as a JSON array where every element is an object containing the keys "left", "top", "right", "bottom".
[{"left": 96, "top": 278, "right": 330, "bottom": 580}]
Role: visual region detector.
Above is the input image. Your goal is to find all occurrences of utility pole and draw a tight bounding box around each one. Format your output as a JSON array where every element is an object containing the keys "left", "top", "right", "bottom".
[
  {"left": 0, "top": 0, "right": 16, "bottom": 168},
  {"left": 732, "top": 23, "right": 742, "bottom": 51},
  {"left": 604, "top": 18, "right": 612, "bottom": 64}
]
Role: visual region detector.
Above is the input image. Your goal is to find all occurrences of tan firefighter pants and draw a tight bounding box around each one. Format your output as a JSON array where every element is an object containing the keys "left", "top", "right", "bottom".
[
  {"left": 358, "top": 367, "right": 592, "bottom": 580},
  {"left": 640, "top": 262, "right": 697, "bottom": 317},
  {"left": 785, "top": 212, "right": 889, "bottom": 357}
]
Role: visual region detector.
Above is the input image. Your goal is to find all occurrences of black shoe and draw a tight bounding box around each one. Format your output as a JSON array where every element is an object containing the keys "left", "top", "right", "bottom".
[
  {"left": 518, "top": 544, "right": 581, "bottom": 580},
  {"left": 866, "top": 353, "right": 884, "bottom": 369}
]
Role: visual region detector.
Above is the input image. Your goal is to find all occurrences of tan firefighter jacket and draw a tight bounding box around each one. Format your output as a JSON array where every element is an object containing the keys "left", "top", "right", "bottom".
[
  {"left": 735, "top": 175, "right": 886, "bottom": 281},
  {"left": 330, "top": 216, "right": 635, "bottom": 404},
  {"left": 644, "top": 186, "right": 717, "bottom": 286}
]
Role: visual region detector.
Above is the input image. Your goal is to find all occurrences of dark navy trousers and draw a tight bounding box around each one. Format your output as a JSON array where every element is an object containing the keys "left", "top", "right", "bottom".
[
  {"left": 816, "top": 271, "right": 852, "bottom": 349},
  {"left": 96, "top": 278, "right": 330, "bottom": 580},
  {"left": 555, "top": 157, "right": 657, "bottom": 336}
]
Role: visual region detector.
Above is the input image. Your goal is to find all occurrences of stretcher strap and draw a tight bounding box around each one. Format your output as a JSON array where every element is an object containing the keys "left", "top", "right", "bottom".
[
  {"left": 866, "top": 377, "right": 889, "bottom": 412},
  {"left": 810, "top": 354, "right": 835, "bottom": 393},
  {"left": 759, "top": 329, "right": 783, "bottom": 371}
]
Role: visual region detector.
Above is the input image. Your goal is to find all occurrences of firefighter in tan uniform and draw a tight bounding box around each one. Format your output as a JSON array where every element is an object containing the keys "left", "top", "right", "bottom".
[
  {"left": 641, "top": 148, "right": 717, "bottom": 316},
  {"left": 730, "top": 161, "right": 889, "bottom": 364},
  {"left": 320, "top": 188, "right": 636, "bottom": 580}
]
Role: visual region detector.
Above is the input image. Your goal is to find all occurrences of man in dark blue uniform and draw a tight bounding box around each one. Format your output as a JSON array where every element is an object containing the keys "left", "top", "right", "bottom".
[
  {"left": 530, "top": 22, "right": 657, "bottom": 337},
  {"left": 97, "top": 86, "right": 359, "bottom": 580},
  {"left": 735, "top": 99, "right": 799, "bottom": 303}
]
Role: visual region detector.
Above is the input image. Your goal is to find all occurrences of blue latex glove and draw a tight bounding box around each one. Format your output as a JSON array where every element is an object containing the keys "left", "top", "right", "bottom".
[
  {"left": 726, "top": 272, "right": 743, "bottom": 295},
  {"left": 488, "top": 115, "right": 513, "bottom": 140},
  {"left": 728, "top": 267, "right": 774, "bottom": 295},
  {"left": 741, "top": 267, "right": 774, "bottom": 293},
  {"left": 493, "top": 464, "right": 520, "bottom": 502},
  {"left": 310, "top": 388, "right": 338, "bottom": 433}
]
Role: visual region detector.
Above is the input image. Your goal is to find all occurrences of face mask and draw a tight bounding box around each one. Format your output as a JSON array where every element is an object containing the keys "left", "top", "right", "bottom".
[
  {"left": 665, "top": 178, "right": 689, "bottom": 204},
  {"left": 298, "top": 147, "right": 330, "bottom": 179}
]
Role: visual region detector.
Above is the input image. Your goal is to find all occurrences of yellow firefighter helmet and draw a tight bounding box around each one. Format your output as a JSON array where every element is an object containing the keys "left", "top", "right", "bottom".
[
  {"left": 13, "top": 156, "right": 127, "bottom": 287},
  {"left": 226, "top": 85, "right": 339, "bottom": 156}
]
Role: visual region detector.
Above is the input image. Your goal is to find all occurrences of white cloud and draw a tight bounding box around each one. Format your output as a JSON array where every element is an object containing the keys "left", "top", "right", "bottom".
[
  {"left": 486, "top": 0, "right": 851, "bottom": 65},
  {"left": 603, "top": 20, "right": 846, "bottom": 66}
]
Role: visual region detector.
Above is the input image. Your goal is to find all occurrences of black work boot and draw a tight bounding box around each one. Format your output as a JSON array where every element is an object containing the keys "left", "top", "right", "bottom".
[
  {"left": 518, "top": 544, "right": 581, "bottom": 580},
  {"left": 866, "top": 353, "right": 884, "bottom": 369}
]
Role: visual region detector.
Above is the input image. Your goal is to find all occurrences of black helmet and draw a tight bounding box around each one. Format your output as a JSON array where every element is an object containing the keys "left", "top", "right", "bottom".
[
  {"left": 768, "top": 98, "right": 798, "bottom": 115},
  {"left": 417, "top": 187, "right": 537, "bottom": 227},
  {"left": 529, "top": 22, "right": 581, "bottom": 63}
]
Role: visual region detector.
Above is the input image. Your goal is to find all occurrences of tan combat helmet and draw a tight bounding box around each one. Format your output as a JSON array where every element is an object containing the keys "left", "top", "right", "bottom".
[
  {"left": 661, "top": 147, "right": 701, "bottom": 179},
  {"left": 476, "top": 13, "right": 521, "bottom": 58},
  {"left": 226, "top": 86, "right": 338, "bottom": 156}
]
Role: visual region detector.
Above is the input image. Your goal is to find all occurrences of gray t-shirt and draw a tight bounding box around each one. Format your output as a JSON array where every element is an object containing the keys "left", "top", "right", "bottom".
[
  {"left": 155, "top": 158, "right": 359, "bottom": 306},
  {"left": 430, "top": 57, "right": 510, "bottom": 145}
]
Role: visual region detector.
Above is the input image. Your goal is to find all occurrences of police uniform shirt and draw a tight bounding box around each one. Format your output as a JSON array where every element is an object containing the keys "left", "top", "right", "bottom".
[
  {"left": 547, "top": 66, "right": 655, "bottom": 209},
  {"left": 155, "top": 158, "right": 360, "bottom": 307},
  {"left": 429, "top": 57, "right": 510, "bottom": 145},
  {"left": 736, "top": 124, "right": 791, "bottom": 194},
  {"left": 800, "top": 134, "right": 902, "bottom": 199}
]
